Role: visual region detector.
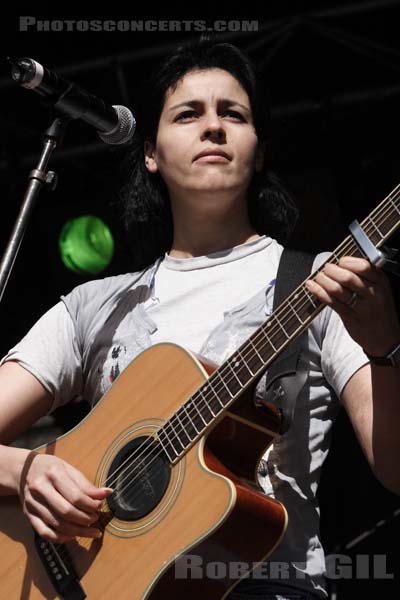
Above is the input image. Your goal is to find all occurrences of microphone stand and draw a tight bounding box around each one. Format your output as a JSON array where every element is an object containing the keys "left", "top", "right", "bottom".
[{"left": 0, "top": 117, "right": 69, "bottom": 305}]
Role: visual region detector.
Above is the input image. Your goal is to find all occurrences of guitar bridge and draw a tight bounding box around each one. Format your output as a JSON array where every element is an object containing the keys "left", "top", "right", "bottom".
[{"left": 34, "top": 532, "right": 86, "bottom": 599}]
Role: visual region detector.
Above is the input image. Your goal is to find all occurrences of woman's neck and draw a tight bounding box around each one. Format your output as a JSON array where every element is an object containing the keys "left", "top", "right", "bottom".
[
  {"left": 167, "top": 189, "right": 262, "bottom": 258},
  {"left": 168, "top": 222, "right": 261, "bottom": 258}
]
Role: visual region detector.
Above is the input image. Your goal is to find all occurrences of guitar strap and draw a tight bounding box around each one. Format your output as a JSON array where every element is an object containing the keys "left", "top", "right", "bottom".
[{"left": 263, "top": 248, "right": 316, "bottom": 434}]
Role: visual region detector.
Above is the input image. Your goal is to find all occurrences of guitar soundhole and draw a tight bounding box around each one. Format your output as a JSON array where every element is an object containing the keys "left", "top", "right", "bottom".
[{"left": 106, "top": 436, "right": 171, "bottom": 521}]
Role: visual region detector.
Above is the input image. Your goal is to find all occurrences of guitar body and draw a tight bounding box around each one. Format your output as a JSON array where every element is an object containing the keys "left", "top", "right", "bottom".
[{"left": 0, "top": 342, "right": 287, "bottom": 600}]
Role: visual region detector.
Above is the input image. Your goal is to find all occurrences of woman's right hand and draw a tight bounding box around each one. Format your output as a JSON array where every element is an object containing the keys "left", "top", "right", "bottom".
[{"left": 19, "top": 452, "right": 112, "bottom": 543}]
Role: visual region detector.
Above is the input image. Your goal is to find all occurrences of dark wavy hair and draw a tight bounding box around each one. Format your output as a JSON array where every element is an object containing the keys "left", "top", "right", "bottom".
[{"left": 118, "top": 38, "right": 298, "bottom": 270}]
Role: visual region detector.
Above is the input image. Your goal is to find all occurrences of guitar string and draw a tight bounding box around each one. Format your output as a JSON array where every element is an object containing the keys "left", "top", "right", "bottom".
[
  {"left": 54, "top": 187, "right": 400, "bottom": 559},
  {"left": 56, "top": 186, "right": 400, "bottom": 556},
  {"left": 82, "top": 186, "right": 400, "bottom": 522},
  {"left": 87, "top": 187, "right": 400, "bottom": 521},
  {"left": 56, "top": 185, "right": 400, "bottom": 560},
  {"left": 98, "top": 183, "right": 400, "bottom": 498}
]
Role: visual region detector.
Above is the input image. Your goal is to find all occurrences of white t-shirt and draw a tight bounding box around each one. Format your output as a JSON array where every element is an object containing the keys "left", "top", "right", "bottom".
[
  {"left": 145, "top": 235, "right": 278, "bottom": 353},
  {"left": 1, "top": 235, "right": 369, "bottom": 598}
]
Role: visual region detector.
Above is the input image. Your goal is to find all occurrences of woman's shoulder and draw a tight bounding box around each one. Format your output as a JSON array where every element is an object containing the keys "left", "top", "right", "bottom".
[
  {"left": 61, "top": 266, "right": 154, "bottom": 320},
  {"left": 67, "top": 270, "right": 148, "bottom": 297}
]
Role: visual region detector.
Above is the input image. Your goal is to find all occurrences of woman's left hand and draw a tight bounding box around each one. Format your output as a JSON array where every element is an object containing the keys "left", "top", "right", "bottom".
[{"left": 305, "top": 256, "right": 400, "bottom": 356}]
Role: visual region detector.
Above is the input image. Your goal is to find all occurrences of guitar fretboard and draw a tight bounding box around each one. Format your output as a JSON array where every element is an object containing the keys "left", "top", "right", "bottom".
[{"left": 157, "top": 183, "right": 400, "bottom": 462}]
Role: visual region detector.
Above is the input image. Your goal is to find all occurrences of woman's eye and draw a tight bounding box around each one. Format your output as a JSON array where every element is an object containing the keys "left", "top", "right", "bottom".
[
  {"left": 224, "top": 110, "right": 245, "bottom": 121},
  {"left": 175, "top": 109, "right": 246, "bottom": 122},
  {"left": 175, "top": 111, "right": 197, "bottom": 121}
]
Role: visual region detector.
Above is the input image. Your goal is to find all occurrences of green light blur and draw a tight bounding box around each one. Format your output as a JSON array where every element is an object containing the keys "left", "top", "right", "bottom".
[{"left": 59, "top": 215, "right": 114, "bottom": 275}]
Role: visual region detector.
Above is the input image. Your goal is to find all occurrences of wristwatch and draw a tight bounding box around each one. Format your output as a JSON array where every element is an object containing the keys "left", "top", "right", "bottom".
[{"left": 365, "top": 341, "right": 400, "bottom": 366}]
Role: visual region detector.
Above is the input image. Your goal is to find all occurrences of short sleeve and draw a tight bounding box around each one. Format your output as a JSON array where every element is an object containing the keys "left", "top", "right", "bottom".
[
  {"left": 310, "top": 251, "right": 370, "bottom": 399},
  {"left": 0, "top": 301, "right": 83, "bottom": 413},
  {"left": 320, "top": 307, "right": 370, "bottom": 399}
]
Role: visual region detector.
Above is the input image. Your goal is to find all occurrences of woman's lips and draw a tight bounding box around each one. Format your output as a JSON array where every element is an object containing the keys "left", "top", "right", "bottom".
[{"left": 194, "top": 154, "right": 230, "bottom": 163}]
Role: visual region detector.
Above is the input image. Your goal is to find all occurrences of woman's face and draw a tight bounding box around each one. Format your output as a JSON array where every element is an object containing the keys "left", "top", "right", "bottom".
[{"left": 144, "top": 68, "right": 263, "bottom": 202}]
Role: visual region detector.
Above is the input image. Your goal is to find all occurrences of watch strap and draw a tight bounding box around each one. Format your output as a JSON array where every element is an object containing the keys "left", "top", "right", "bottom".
[{"left": 365, "top": 341, "right": 400, "bottom": 366}]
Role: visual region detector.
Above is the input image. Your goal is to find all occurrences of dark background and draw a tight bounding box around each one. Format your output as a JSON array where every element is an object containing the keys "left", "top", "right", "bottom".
[{"left": 1, "top": 3, "right": 400, "bottom": 598}]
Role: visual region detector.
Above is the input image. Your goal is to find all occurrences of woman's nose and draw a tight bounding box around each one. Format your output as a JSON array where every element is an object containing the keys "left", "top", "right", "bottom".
[{"left": 201, "top": 111, "right": 226, "bottom": 141}]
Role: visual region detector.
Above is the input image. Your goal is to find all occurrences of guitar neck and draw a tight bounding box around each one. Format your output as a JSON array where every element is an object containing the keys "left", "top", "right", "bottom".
[{"left": 157, "top": 182, "right": 400, "bottom": 463}]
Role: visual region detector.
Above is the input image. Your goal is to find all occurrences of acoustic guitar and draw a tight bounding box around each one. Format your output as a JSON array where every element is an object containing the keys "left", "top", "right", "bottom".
[{"left": 1, "top": 183, "right": 399, "bottom": 599}]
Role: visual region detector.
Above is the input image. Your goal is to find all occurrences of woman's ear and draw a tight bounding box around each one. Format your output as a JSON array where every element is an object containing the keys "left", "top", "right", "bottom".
[
  {"left": 144, "top": 140, "right": 158, "bottom": 174},
  {"left": 255, "top": 142, "right": 265, "bottom": 172}
]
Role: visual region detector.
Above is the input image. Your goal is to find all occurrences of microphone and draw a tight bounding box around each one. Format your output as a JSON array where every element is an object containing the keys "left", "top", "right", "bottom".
[{"left": 8, "top": 57, "right": 136, "bottom": 145}]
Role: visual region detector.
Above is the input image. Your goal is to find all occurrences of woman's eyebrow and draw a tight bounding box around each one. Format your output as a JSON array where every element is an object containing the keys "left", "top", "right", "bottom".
[
  {"left": 168, "top": 99, "right": 250, "bottom": 113},
  {"left": 220, "top": 99, "right": 250, "bottom": 113},
  {"left": 168, "top": 100, "right": 199, "bottom": 112}
]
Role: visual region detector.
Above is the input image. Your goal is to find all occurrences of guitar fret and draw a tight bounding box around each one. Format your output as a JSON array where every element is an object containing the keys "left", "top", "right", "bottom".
[
  {"left": 169, "top": 416, "right": 187, "bottom": 450},
  {"left": 266, "top": 314, "right": 290, "bottom": 345},
  {"left": 237, "top": 348, "right": 255, "bottom": 376},
  {"left": 208, "top": 379, "right": 227, "bottom": 411},
  {"left": 215, "top": 370, "right": 234, "bottom": 401},
  {"left": 331, "top": 252, "right": 340, "bottom": 264},
  {"left": 261, "top": 323, "right": 277, "bottom": 351},
  {"left": 183, "top": 400, "right": 201, "bottom": 434},
  {"left": 375, "top": 195, "right": 400, "bottom": 236},
  {"left": 222, "top": 361, "right": 242, "bottom": 395},
  {"left": 173, "top": 416, "right": 191, "bottom": 446},
  {"left": 389, "top": 195, "right": 400, "bottom": 216},
  {"left": 349, "top": 238, "right": 363, "bottom": 258},
  {"left": 382, "top": 211, "right": 400, "bottom": 239},
  {"left": 192, "top": 395, "right": 208, "bottom": 427},
  {"left": 206, "top": 377, "right": 225, "bottom": 409},
  {"left": 198, "top": 386, "right": 219, "bottom": 418},
  {"left": 175, "top": 408, "right": 196, "bottom": 442},
  {"left": 248, "top": 338, "right": 265, "bottom": 364},
  {"left": 303, "top": 286, "right": 317, "bottom": 308},
  {"left": 273, "top": 315, "right": 290, "bottom": 339},
  {"left": 157, "top": 429, "right": 178, "bottom": 462},
  {"left": 288, "top": 296, "right": 304, "bottom": 325},
  {"left": 228, "top": 356, "right": 247, "bottom": 386},
  {"left": 368, "top": 216, "right": 384, "bottom": 239}
]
